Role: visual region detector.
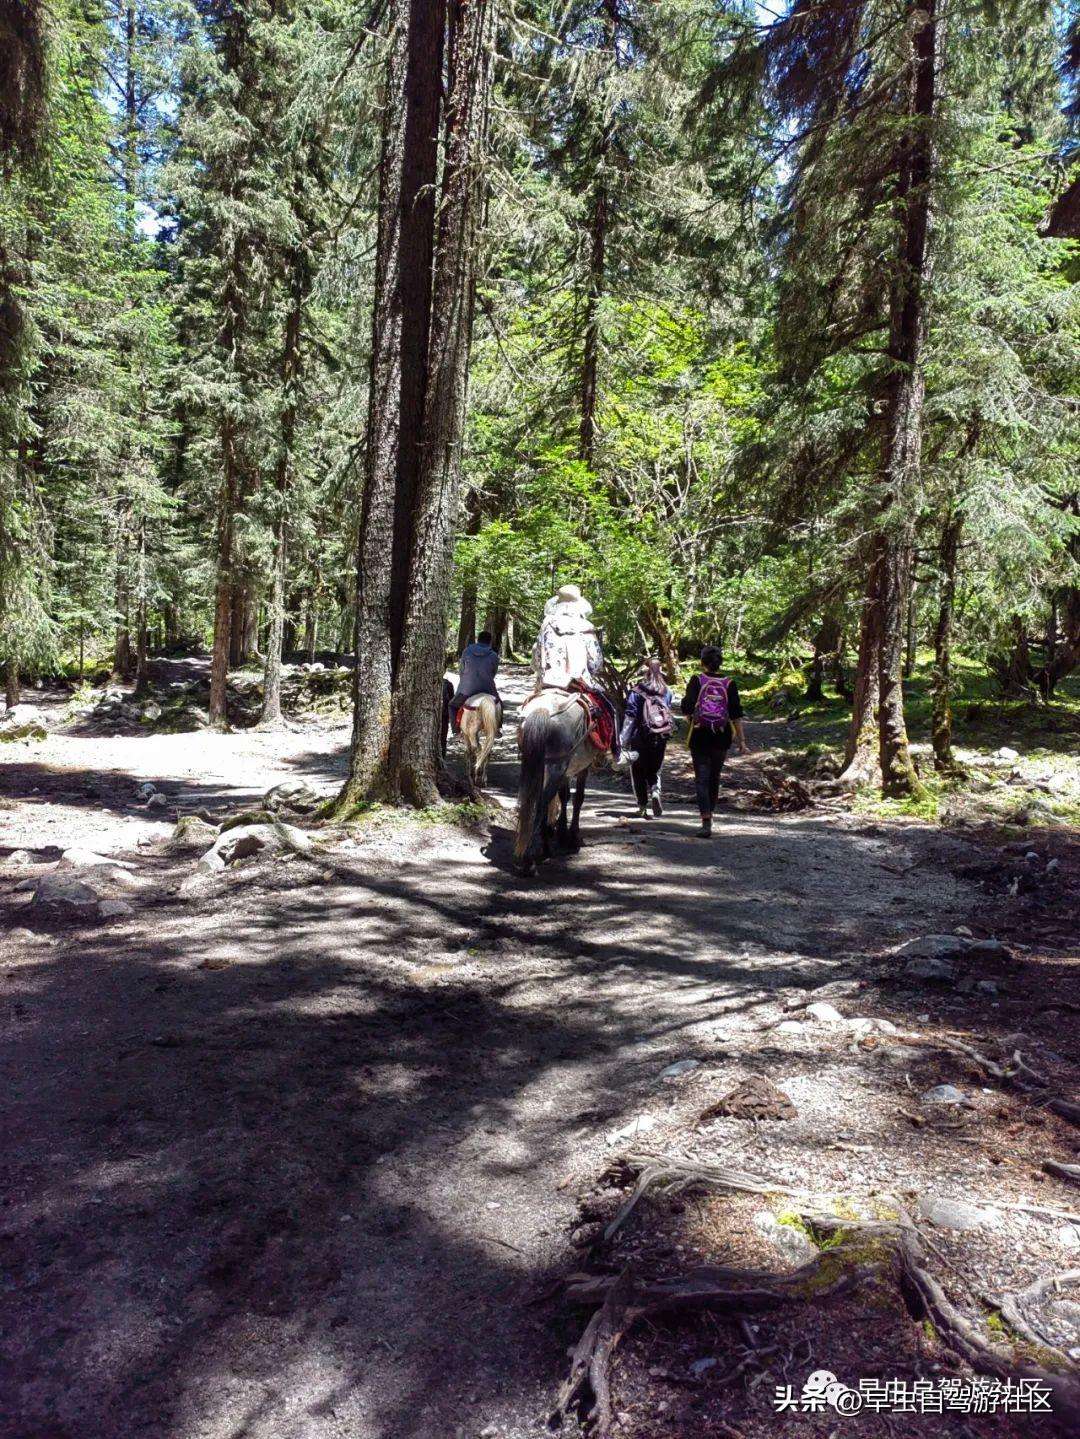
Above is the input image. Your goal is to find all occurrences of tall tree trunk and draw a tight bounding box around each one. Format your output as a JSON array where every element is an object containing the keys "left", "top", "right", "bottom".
[
  {"left": 342, "top": 0, "right": 447, "bottom": 807},
  {"left": 579, "top": 0, "right": 619, "bottom": 468},
  {"left": 261, "top": 248, "right": 308, "bottom": 726},
  {"left": 642, "top": 600, "right": 679, "bottom": 682},
  {"left": 113, "top": 497, "right": 135, "bottom": 681},
  {"left": 931, "top": 512, "right": 960, "bottom": 771},
  {"left": 903, "top": 562, "right": 917, "bottom": 678},
  {"left": 5, "top": 660, "right": 19, "bottom": 708},
  {"left": 133, "top": 517, "right": 149, "bottom": 695},
  {"left": 208, "top": 415, "right": 239, "bottom": 726},
  {"left": 838, "top": 548, "right": 883, "bottom": 788},
  {"left": 876, "top": 0, "right": 937, "bottom": 800},
  {"left": 387, "top": 0, "right": 496, "bottom": 804}
]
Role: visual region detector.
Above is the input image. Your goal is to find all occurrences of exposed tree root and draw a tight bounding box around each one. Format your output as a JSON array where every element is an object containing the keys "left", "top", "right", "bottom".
[
  {"left": 895, "top": 1231, "right": 1080, "bottom": 1431},
  {"left": 559, "top": 1156, "right": 1080, "bottom": 1436},
  {"left": 888, "top": 1029, "right": 1080, "bottom": 1129},
  {"left": 986, "top": 1270, "right": 1080, "bottom": 1369},
  {"left": 550, "top": 1253, "right": 877, "bottom": 1435},
  {"left": 1044, "top": 1160, "right": 1080, "bottom": 1188}
]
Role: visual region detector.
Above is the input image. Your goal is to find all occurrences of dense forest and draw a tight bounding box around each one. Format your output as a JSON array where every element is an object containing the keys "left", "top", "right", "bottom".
[{"left": 2, "top": 0, "right": 1079, "bottom": 806}]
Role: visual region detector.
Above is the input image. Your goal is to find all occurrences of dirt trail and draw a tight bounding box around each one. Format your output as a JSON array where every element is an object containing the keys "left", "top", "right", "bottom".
[{"left": 0, "top": 672, "right": 1074, "bottom": 1439}]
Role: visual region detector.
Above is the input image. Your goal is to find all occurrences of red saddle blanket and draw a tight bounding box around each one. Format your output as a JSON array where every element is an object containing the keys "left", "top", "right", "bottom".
[{"left": 570, "top": 680, "right": 616, "bottom": 753}]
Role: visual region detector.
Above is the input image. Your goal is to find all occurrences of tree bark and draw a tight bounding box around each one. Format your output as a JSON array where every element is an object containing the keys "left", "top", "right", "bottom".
[
  {"left": 342, "top": 0, "right": 446, "bottom": 806},
  {"left": 931, "top": 512, "right": 960, "bottom": 770},
  {"left": 642, "top": 600, "right": 679, "bottom": 682},
  {"left": 578, "top": 0, "right": 619, "bottom": 468},
  {"left": 876, "top": 0, "right": 937, "bottom": 800},
  {"left": 5, "top": 660, "right": 19, "bottom": 708},
  {"left": 261, "top": 245, "right": 308, "bottom": 726},
  {"left": 389, "top": 0, "right": 495, "bottom": 804},
  {"left": 208, "top": 414, "right": 238, "bottom": 727},
  {"left": 838, "top": 546, "right": 882, "bottom": 788}
]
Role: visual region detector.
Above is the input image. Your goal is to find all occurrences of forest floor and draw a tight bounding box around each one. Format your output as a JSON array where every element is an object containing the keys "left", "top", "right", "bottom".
[{"left": 1, "top": 662, "right": 1078, "bottom": 1439}]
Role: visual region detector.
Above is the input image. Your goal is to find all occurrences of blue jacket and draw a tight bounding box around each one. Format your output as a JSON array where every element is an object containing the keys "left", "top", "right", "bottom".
[{"left": 457, "top": 642, "right": 500, "bottom": 700}]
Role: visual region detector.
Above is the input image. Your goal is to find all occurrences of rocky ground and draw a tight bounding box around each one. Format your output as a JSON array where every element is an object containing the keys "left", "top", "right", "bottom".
[{"left": 1, "top": 662, "right": 1078, "bottom": 1439}]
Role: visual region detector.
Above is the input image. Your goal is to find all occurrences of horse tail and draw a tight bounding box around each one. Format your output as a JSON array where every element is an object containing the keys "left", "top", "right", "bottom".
[
  {"left": 515, "top": 708, "right": 550, "bottom": 862},
  {"left": 475, "top": 696, "right": 498, "bottom": 781}
]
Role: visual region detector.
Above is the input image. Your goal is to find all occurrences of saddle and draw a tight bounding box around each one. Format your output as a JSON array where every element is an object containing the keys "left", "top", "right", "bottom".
[{"left": 526, "top": 682, "right": 614, "bottom": 753}]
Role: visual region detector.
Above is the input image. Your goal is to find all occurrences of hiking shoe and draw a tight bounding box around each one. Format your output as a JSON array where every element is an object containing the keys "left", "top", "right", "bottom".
[
  {"left": 698, "top": 816, "right": 712, "bottom": 837},
  {"left": 637, "top": 806, "right": 649, "bottom": 819},
  {"left": 651, "top": 793, "right": 663, "bottom": 817}
]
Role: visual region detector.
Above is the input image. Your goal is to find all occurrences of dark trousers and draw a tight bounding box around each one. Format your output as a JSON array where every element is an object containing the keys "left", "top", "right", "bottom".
[
  {"left": 690, "top": 733, "right": 729, "bottom": 817},
  {"left": 630, "top": 735, "right": 667, "bottom": 808}
]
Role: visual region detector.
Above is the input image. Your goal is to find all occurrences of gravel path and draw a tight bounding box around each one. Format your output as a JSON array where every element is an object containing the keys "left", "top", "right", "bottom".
[{"left": 0, "top": 671, "right": 1032, "bottom": 1439}]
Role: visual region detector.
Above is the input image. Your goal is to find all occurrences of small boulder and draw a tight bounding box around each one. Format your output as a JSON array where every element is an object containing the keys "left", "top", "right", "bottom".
[
  {"left": 903, "top": 954, "right": 955, "bottom": 982},
  {"left": 894, "top": 934, "right": 968, "bottom": 961},
  {"left": 659, "top": 1058, "right": 700, "bottom": 1081},
  {"left": 753, "top": 1211, "right": 817, "bottom": 1264},
  {"left": 98, "top": 899, "right": 134, "bottom": 919},
  {"left": 31, "top": 874, "right": 99, "bottom": 910},
  {"left": 996, "top": 746, "right": 1019, "bottom": 762},
  {"left": 0, "top": 704, "right": 47, "bottom": 741},
  {"left": 264, "top": 779, "right": 320, "bottom": 815},
  {"left": 146, "top": 793, "right": 169, "bottom": 810},
  {"left": 141, "top": 701, "right": 162, "bottom": 722},
  {"left": 921, "top": 1084, "right": 969, "bottom": 1107},
  {"left": 917, "top": 1193, "right": 999, "bottom": 1231},
  {"left": 805, "top": 1001, "right": 846, "bottom": 1025},
  {"left": 59, "top": 847, "right": 133, "bottom": 873},
  {"left": 166, "top": 815, "right": 218, "bottom": 854},
  {"left": 4, "top": 849, "right": 33, "bottom": 867}
]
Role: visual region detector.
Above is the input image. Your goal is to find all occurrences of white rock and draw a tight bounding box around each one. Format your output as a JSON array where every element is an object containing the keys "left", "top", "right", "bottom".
[
  {"left": 917, "top": 1194, "right": 999, "bottom": 1231},
  {"left": 1058, "top": 1224, "right": 1080, "bottom": 1250},
  {"left": 606, "top": 1114, "right": 656, "bottom": 1145},
  {"left": 659, "top": 1059, "right": 700, "bottom": 1080},
  {"left": 137, "top": 782, "right": 158, "bottom": 798},
  {"left": 98, "top": 899, "right": 134, "bottom": 919},
  {"left": 145, "top": 793, "right": 169, "bottom": 809},
  {"left": 141, "top": 701, "right": 162, "bottom": 721},
  {"left": 59, "top": 848, "right": 133, "bottom": 872},
  {"left": 689, "top": 1358, "right": 718, "bottom": 1377},
  {"left": 196, "top": 848, "right": 227, "bottom": 874},
  {"left": 805, "top": 1001, "right": 845, "bottom": 1025},
  {"left": 996, "top": 746, "right": 1019, "bottom": 761},
  {"left": 4, "top": 849, "right": 33, "bottom": 866},
  {"left": 775, "top": 1020, "right": 803, "bottom": 1034},
  {"left": 264, "top": 780, "right": 319, "bottom": 813}
]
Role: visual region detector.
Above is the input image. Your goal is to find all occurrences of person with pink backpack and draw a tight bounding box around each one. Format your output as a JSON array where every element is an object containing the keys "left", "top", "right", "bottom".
[{"left": 680, "top": 644, "right": 750, "bottom": 836}]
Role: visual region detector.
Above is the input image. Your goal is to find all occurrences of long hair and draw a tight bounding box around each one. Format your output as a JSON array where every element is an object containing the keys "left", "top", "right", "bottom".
[{"left": 637, "top": 657, "right": 666, "bottom": 695}]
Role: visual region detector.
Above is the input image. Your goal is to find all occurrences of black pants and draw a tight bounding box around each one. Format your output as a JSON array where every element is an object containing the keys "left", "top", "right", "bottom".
[
  {"left": 630, "top": 735, "right": 667, "bottom": 809},
  {"left": 690, "top": 734, "right": 730, "bottom": 817}
]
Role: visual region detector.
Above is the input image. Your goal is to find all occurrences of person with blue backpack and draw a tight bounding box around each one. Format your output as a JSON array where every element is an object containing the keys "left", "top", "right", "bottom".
[
  {"left": 619, "top": 658, "right": 674, "bottom": 817},
  {"left": 680, "top": 644, "right": 749, "bottom": 836}
]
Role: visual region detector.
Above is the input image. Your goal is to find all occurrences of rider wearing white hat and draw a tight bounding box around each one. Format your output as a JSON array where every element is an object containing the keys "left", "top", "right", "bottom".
[{"left": 533, "top": 583, "right": 634, "bottom": 764}]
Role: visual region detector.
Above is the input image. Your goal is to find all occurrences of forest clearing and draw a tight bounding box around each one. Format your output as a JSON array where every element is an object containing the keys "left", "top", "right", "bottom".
[{"left": 3, "top": 0, "right": 1080, "bottom": 1437}]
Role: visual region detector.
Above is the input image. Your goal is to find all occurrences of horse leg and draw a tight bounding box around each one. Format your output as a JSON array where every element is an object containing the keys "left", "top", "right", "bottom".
[
  {"left": 567, "top": 769, "right": 587, "bottom": 851},
  {"left": 555, "top": 781, "right": 571, "bottom": 849},
  {"left": 539, "top": 763, "right": 568, "bottom": 860}
]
